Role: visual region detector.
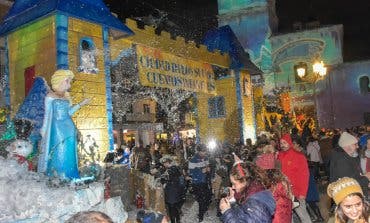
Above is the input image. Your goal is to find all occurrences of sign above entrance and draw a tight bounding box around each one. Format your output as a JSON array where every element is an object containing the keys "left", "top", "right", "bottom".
[{"left": 136, "top": 45, "right": 216, "bottom": 93}]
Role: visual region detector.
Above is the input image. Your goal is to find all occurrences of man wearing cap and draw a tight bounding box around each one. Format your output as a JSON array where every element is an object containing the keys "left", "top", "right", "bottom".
[
  {"left": 188, "top": 144, "right": 212, "bottom": 222},
  {"left": 330, "top": 132, "right": 369, "bottom": 199}
]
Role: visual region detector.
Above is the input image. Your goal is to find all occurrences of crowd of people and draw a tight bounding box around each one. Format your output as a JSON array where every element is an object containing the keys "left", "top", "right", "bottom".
[{"left": 106, "top": 125, "right": 370, "bottom": 223}]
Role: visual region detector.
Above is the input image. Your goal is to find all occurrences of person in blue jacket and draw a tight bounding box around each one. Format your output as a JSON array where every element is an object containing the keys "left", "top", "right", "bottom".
[
  {"left": 188, "top": 144, "right": 212, "bottom": 222},
  {"left": 219, "top": 161, "right": 276, "bottom": 223}
]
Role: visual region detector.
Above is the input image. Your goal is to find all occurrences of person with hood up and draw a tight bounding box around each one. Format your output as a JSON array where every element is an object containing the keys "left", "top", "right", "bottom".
[{"left": 278, "top": 133, "right": 311, "bottom": 223}]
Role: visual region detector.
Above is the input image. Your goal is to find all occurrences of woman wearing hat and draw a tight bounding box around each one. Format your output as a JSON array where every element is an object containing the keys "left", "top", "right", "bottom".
[{"left": 327, "top": 177, "right": 369, "bottom": 223}]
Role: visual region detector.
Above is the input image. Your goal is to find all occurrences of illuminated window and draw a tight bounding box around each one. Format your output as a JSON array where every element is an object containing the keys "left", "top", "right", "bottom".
[
  {"left": 208, "top": 96, "right": 225, "bottom": 118},
  {"left": 78, "top": 38, "right": 98, "bottom": 74}
]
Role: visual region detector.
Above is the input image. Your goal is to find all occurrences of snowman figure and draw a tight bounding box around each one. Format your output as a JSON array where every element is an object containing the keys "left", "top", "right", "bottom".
[{"left": 6, "top": 139, "right": 33, "bottom": 170}]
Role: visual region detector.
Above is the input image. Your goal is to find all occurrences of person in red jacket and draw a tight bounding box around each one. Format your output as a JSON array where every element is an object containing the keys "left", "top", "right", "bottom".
[{"left": 278, "top": 133, "right": 312, "bottom": 223}]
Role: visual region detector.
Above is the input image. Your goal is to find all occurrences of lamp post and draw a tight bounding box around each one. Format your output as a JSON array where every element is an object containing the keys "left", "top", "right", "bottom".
[
  {"left": 312, "top": 61, "right": 327, "bottom": 78},
  {"left": 295, "top": 61, "right": 327, "bottom": 129}
]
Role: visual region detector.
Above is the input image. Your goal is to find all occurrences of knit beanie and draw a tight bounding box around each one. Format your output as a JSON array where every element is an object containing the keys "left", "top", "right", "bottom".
[
  {"left": 327, "top": 177, "right": 363, "bottom": 205},
  {"left": 338, "top": 132, "right": 358, "bottom": 148},
  {"left": 281, "top": 133, "right": 293, "bottom": 147}
]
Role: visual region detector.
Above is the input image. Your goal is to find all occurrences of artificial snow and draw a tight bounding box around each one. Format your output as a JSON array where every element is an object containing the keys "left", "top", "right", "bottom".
[{"left": 0, "top": 157, "right": 128, "bottom": 223}]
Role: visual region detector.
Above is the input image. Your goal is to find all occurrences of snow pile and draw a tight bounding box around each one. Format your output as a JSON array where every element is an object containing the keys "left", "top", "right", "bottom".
[{"left": 0, "top": 157, "right": 127, "bottom": 223}]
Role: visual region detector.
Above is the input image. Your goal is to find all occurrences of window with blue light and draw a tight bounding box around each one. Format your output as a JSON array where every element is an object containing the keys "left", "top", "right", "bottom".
[
  {"left": 78, "top": 38, "right": 98, "bottom": 74},
  {"left": 208, "top": 96, "right": 226, "bottom": 118}
]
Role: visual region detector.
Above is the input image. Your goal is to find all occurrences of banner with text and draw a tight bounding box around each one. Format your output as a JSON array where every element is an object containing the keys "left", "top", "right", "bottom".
[{"left": 136, "top": 45, "right": 216, "bottom": 93}]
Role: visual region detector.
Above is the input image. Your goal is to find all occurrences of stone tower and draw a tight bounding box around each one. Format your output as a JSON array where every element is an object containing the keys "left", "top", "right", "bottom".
[{"left": 217, "top": 0, "right": 278, "bottom": 73}]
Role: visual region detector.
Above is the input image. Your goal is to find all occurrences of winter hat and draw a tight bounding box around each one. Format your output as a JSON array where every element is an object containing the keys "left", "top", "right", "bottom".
[
  {"left": 338, "top": 132, "right": 358, "bottom": 148},
  {"left": 327, "top": 177, "right": 363, "bottom": 205},
  {"left": 255, "top": 153, "right": 275, "bottom": 170},
  {"left": 281, "top": 133, "right": 293, "bottom": 147}
]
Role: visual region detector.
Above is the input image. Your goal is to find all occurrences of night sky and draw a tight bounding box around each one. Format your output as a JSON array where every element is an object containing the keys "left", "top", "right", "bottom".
[{"left": 104, "top": 0, "right": 370, "bottom": 62}]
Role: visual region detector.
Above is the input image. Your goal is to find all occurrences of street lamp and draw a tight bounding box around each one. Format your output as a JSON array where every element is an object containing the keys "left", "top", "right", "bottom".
[
  {"left": 312, "top": 61, "right": 327, "bottom": 77},
  {"left": 295, "top": 61, "right": 327, "bottom": 80},
  {"left": 294, "top": 62, "right": 307, "bottom": 79},
  {"left": 294, "top": 61, "right": 328, "bottom": 129}
]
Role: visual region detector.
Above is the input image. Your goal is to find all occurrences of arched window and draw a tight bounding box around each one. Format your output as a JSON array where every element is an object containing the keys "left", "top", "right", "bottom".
[
  {"left": 78, "top": 38, "right": 98, "bottom": 74},
  {"left": 359, "top": 75, "right": 370, "bottom": 95}
]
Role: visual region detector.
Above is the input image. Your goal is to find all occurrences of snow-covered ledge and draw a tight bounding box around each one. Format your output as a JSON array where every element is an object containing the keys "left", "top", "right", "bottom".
[{"left": 0, "top": 157, "right": 128, "bottom": 223}]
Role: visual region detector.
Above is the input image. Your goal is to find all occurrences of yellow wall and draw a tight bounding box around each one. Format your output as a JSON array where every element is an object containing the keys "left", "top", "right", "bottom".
[
  {"left": 253, "top": 86, "right": 265, "bottom": 132},
  {"left": 110, "top": 19, "right": 230, "bottom": 68},
  {"left": 108, "top": 19, "right": 239, "bottom": 144},
  {"left": 240, "top": 70, "right": 256, "bottom": 142},
  {"left": 68, "top": 18, "right": 109, "bottom": 159},
  {"left": 8, "top": 16, "right": 56, "bottom": 114},
  {"left": 8, "top": 16, "right": 110, "bottom": 160},
  {"left": 197, "top": 76, "right": 239, "bottom": 143}
]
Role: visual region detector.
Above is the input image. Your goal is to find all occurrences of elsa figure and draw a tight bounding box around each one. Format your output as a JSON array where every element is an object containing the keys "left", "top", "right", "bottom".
[{"left": 38, "top": 70, "right": 90, "bottom": 180}]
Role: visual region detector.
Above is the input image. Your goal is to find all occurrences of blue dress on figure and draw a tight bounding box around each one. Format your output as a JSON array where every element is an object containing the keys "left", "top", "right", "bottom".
[{"left": 38, "top": 96, "right": 80, "bottom": 180}]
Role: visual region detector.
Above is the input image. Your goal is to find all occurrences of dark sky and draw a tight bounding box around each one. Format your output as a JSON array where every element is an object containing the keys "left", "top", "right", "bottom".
[{"left": 104, "top": 0, "right": 370, "bottom": 61}]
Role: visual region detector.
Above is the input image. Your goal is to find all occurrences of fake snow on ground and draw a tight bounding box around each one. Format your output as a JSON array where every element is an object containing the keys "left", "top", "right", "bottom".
[
  {"left": 128, "top": 200, "right": 221, "bottom": 223},
  {"left": 0, "top": 157, "right": 128, "bottom": 223},
  {"left": 181, "top": 198, "right": 221, "bottom": 223}
]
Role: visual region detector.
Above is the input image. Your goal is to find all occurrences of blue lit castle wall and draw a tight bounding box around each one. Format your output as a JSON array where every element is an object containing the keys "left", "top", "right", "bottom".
[
  {"left": 217, "top": 0, "right": 278, "bottom": 73},
  {"left": 317, "top": 61, "right": 370, "bottom": 128},
  {"left": 269, "top": 25, "right": 343, "bottom": 98},
  {"left": 218, "top": 0, "right": 369, "bottom": 128}
]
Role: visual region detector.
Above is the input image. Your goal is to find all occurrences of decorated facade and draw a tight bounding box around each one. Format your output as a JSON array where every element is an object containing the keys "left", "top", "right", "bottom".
[
  {"left": 0, "top": 0, "right": 259, "bottom": 160},
  {"left": 0, "top": 0, "right": 133, "bottom": 160},
  {"left": 217, "top": 0, "right": 369, "bottom": 129},
  {"left": 111, "top": 19, "right": 257, "bottom": 145}
]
